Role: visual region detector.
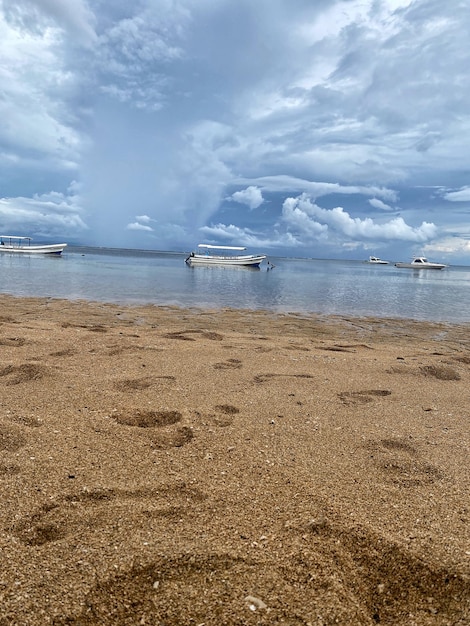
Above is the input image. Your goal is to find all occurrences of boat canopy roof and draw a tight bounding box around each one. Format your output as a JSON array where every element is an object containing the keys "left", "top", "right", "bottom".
[
  {"left": 197, "top": 244, "right": 246, "bottom": 251},
  {"left": 0, "top": 235, "right": 32, "bottom": 240}
]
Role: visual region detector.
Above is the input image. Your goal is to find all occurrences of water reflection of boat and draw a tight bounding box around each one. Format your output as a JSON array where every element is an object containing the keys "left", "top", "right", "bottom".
[
  {"left": 185, "top": 244, "right": 266, "bottom": 267},
  {"left": 0, "top": 235, "right": 67, "bottom": 255}
]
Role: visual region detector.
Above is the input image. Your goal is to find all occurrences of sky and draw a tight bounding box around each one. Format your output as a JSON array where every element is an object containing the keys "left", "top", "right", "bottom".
[{"left": 1, "top": 0, "right": 470, "bottom": 263}]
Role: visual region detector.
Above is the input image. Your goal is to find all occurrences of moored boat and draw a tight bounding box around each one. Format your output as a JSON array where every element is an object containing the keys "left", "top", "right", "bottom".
[
  {"left": 185, "top": 244, "right": 266, "bottom": 267},
  {"left": 366, "top": 256, "right": 389, "bottom": 264},
  {"left": 395, "top": 256, "right": 447, "bottom": 270},
  {"left": 0, "top": 236, "right": 67, "bottom": 255}
]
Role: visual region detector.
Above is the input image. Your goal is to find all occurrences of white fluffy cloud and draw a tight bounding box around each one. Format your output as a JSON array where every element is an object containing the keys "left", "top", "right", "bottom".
[
  {"left": 0, "top": 188, "right": 87, "bottom": 236},
  {"left": 282, "top": 194, "right": 437, "bottom": 243},
  {"left": 230, "top": 186, "right": 264, "bottom": 209}
]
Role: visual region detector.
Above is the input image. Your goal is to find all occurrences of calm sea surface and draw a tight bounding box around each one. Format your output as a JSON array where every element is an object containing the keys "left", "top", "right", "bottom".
[{"left": 1, "top": 246, "right": 470, "bottom": 323}]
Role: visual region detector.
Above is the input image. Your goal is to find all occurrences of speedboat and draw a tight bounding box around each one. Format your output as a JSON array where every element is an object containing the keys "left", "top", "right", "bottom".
[
  {"left": 0, "top": 236, "right": 67, "bottom": 255},
  {"left": 395, "top": 256, "right": 447, "bottom": 270},
  {"left": 366, "top": 256, "right": 389, "bottom": 264},
  {"left": 185, "top": 244, "right": 266, "bottom": 267}
]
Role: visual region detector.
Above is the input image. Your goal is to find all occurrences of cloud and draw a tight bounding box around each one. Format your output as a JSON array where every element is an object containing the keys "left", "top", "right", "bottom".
[
  {"left": 0, "top": 187, "right": 87, "bottom": 237},
  {"left": 280, "top": 201, "right": 329, "bottom": 240},
  {"left": 36, "top": 0, "right": 96, "bottom": 45},
  {"left": 126, "top": 222, "right": 154, "bottom": 232},
  {"left": 230, "top": 186, "right": 264, "bottom": 209},
  {"left": 199, "top": 222, "right": 299, "bottom": 250},
  {"left": 0, "top": 1, "right": 91, "bottom": 187},
  {"left": 369, "top": 198, "right": 394, "bottom": 211},
  {"left": 126, "top": 214, "right": 159, "bottom": 231},
  {"left": 95, "top": 4, "right": 187, "bottom": 111},
  {"left": 282, "top": 194, "right": 437, "bottom": 243},
  {"left": 443, "top": 187, "right": 470, "bottom": 202},
  {"left": 423, "top": 237, "right": 470, "bottom": 257},
  {"left": 237, "top": 176, "right": 398, "bottom": 203}
]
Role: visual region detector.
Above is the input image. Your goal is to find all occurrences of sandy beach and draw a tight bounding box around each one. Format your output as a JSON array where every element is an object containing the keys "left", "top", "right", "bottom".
[{"left": 0, "top": 294, "right": 469, "bottom": 625}]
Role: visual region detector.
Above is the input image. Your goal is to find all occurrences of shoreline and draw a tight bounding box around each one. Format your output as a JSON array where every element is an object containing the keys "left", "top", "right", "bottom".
[
  {"left": 1, "top": 294, "right": 469, "bottom": 624},
  {"left": 3, "top": 292, "right": 470, "bottom": 329}
]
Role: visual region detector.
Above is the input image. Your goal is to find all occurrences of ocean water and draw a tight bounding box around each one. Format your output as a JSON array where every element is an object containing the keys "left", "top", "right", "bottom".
[{"left": 1, "top": 246, "right": 470, "bottom": 323}]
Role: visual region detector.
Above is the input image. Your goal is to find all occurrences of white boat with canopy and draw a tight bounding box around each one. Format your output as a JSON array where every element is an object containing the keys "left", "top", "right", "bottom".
[
  {"left": 0, "top": 236, "right": 67, "bottom": 255},
  {"left": 185, "top": 244, "right": 266, "bottom": 267}
]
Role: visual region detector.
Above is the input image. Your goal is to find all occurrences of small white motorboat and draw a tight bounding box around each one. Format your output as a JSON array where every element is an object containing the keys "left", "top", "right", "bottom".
[
  {"left": 0, "top": 236, "right": 67, "bottom": 255},
  {"left": 185, "top": 244, "right": 266, "bottom": 267},
  {"left": 395, "top": 256, "right": 447, "bottom": 270},
  {"left": 366, "top": 256, "right": 389, "bottom": 264}
]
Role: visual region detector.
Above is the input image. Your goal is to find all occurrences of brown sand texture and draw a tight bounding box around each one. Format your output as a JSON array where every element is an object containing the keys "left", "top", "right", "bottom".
[{"left": 0, "top": 294, "right": 469, "bottom": 625}]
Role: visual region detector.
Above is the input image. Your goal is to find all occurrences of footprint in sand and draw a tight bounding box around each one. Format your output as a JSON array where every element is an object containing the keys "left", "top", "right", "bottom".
[
  {"left": 51, "top": 527, "right": 470, "bottom": 625},
  {"left": 378, "top": 458, "right": 445, "bottom": 487},
  {"left": 9, "top": 484, "right": 206, "bottom": 547},
  {"left": 112, "top": 409, "right": 182, "bottom": 428},
  {"left": 213, "top": 358, "right": 242, "bottom": 370},
  {"left": 48, "top": 553, "right": 320, "bottom": 625},
  {"left": 338, "top": 389, "right": 391, "bottom": 406},
  {"left": 253, "top": 373, "right": 314, "bottom": 384},
  {"left": 387, "top": 363, "right": 461, "bottom": 380},
  {"left": 211, "top": 404, "right": 240, "bottom": 426},
  {"left": 163, "top": 329, "right": 223, "bottom": 341},
  {"left": 419, "top": 364, "right": 461, "bottom": 380},
  {"left": 0, "top": 363, "right": 49, "bottom": 385},
  {"left": 113, "top": 375, "right": 175, "bottom": 392},
  {"left": 106, "top": 344, "right": 164, "bottom": 357},
  {"left": 192, "top": 405, "right": 240, "bottom": 427},
  {"left": 453, "top": 355, "right": 470, "bottom": 365},
  {"left": 60, "top": 322, "right": 108, "bottom": 333},
  {"left": 215, "top": 404, "right": 239, "bottom": 415},
  {"left": 291, "top": 517, "right": 469, "bottom": 626},
  {"left": 365, "top": 437, "right": 446, "bottom": 487},
  {"left": 0, "top": 337, "right": 26, "bottom": 346},
  {"left": 112, "top": 408, "right": 194, "bottom": 449},
  {"left": 49, "top": 348, "right": 77, "bottom": 357},
  {"left": 377, "top": 438, "right": 417, "bottom": 454}
]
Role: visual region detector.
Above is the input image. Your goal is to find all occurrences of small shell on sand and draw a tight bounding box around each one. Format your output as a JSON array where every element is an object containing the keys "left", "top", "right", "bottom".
[{"left": 245, "top": 595, "right": 267, "bottom": 610}]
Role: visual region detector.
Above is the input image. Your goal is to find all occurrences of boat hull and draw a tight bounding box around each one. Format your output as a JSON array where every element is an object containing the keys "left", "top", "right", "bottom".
[
  {"left": 395, "top": 262, "right": 446, "bottom": 269},
  {"left": 0, "top": 243, "right": 67, "bottom": 255},
  {"left": 186, "top": 254, "right": 266, "bottom": 267}
]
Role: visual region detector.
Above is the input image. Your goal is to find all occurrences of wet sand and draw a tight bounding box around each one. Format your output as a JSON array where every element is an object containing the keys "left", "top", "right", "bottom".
[{"left": 0, "top": 295, "right": 469, "bottom": 625}]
